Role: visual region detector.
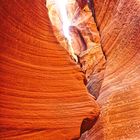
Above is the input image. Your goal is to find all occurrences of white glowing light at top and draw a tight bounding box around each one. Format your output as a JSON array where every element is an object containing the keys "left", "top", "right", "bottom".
[
  {"left": 54, "top": 0, "right": 71, "bottom": 41},
  {"left": 54, "top": 0, "right": 78, "bottom": 62}
]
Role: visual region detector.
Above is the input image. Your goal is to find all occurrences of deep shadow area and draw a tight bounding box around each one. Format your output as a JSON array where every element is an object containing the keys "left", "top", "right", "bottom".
[{"left": 80, "top": 117, "right": 98, "bottom": 136}]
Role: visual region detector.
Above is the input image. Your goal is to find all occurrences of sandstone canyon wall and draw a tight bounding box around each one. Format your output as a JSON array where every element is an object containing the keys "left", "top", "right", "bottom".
[
  {"left": 0, "top": 0, "right": 99, "bottom": 139},
  {"left": 0, "top": 0, "right": 140, "bottom": 140},
  {"left": 46, "top": 0, "right": 106, "bottom": 99},
  {"left": 80, "top": 0, "right": 140, "bottom": 139}
]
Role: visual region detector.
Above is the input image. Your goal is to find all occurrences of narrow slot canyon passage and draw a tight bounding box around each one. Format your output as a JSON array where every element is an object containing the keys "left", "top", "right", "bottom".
[
  {"left": 0, "top": 0, "right": 140, "bottom": 140},
  {"left": 46, "top": 0, "right": 106, "bottom": 99},
  {"left": 46, "top": 0, "right": 106, "bottom": 137}
]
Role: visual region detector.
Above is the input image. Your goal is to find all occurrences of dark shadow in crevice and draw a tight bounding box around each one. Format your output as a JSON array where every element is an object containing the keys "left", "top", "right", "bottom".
[
  {"left": 71, "top": 117, "right": 98, "bottom": 140},
  {"left": 71, "top": 137, "right": 80, "bottom": 140},
  {"left": 80, "top": 117, "right": 98, "bottom": 136}
]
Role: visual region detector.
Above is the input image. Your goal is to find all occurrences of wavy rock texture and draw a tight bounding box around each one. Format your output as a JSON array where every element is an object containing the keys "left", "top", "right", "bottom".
[
  {"left": 0, "top": 0, "right": 99, "bottom": 139},
  {"left": 46, "top": 0, "right": 106, "bottom": 99},
  {"left": 80, "top": 0, "right": 140, "bottom": 139},
  {"left": 0, "top": 0, "right": 140, "bottom": 140}
]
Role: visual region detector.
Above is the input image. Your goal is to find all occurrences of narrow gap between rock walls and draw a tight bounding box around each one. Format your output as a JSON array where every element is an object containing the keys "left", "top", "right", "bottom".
[
  {"left": 45, "top": 0, "right": 107, "bottom": 99},
  {"left": 45, "top": 1, "right": 102, "bottom": 138}
]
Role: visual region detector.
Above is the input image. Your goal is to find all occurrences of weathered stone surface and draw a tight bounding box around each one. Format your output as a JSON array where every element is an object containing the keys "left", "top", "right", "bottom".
[
  {"left": 0, "top": 0, "right": 99, "bottom": 139},
  {"left": 47, "top": 0, "right": 106, "bottom": 98},
  {"left": 80, "top": 0, "right": 140, "bottom": 139},
  {"left": 0, "top": 0, "right": 140, "bottom": 139}
]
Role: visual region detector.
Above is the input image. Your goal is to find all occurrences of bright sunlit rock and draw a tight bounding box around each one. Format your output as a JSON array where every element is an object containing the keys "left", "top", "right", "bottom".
[
  {"left": 48, "top": 0, "right": 78, "bottom": 62},
  {"left": 54, "top": 0, "right": 71, "bottom": 39}
]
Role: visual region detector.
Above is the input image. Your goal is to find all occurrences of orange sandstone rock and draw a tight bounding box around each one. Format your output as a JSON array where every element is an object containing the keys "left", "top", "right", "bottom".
[
  {"left": 0, "top": 0, "right": 140, "bottom": 139},
  {"left": 47, "top": 0, "right": 106, "bottom": 98},
  {"left": 0, "top": 0, "right": 99, "bottom": 139},
  {"left": 80, "top": 0, "right": 140, "bottom": 139}
]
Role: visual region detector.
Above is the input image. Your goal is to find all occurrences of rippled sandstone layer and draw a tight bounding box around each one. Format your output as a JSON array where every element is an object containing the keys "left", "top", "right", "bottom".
[
  {"left": 47, "top": 0, "right": 106, "bottom": 99},
  {"left": 80, "top": 0, "right": 140, "bottom": 139},
  {"left": 0, "top": 0, "right": 99, "bottom": 139},
  {"left": 0, "top": 0, "right": 140, "bottom": 140}
]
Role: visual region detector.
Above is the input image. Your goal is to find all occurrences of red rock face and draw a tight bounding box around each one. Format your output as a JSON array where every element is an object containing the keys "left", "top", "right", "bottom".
[
  {"left": 0, "top": 0, "right": 99, "bottom": 139},
  {"left": 0, "top": 0, "right": 140, "bottom": 140},
  {"left": 46, "top": 0, "right": 106, "bottom": 98},
  {"left": 80, "top": 0, "right": 140, "bottom": 139}
]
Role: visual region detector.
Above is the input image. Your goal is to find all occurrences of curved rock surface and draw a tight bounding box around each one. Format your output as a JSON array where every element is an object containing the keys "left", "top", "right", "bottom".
[
  {"left": 46, "top": 0, "right": 106, "bottom": 99},
  {"left": 0, "top": 0, "right": 99, "bottom": 139},
  {"left": 0, "top": 0, "right": 140, "bottom": 140},
  {"left": 80, "top": 0, "right": 140, "bottom": 139}
]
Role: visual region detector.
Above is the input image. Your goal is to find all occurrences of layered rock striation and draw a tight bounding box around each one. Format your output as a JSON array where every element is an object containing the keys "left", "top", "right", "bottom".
[
  {"left": 46, "top": 0, "right": 106, "bottom": 99},
  {"left": 80, "top": 0, "right": 140, "bottom": 139},
  {"left": 0, "top": 0, "right": 140, "bottom": 140},
  {"left": 0, "top": 0, "right": 99, "bottom": 139}
]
